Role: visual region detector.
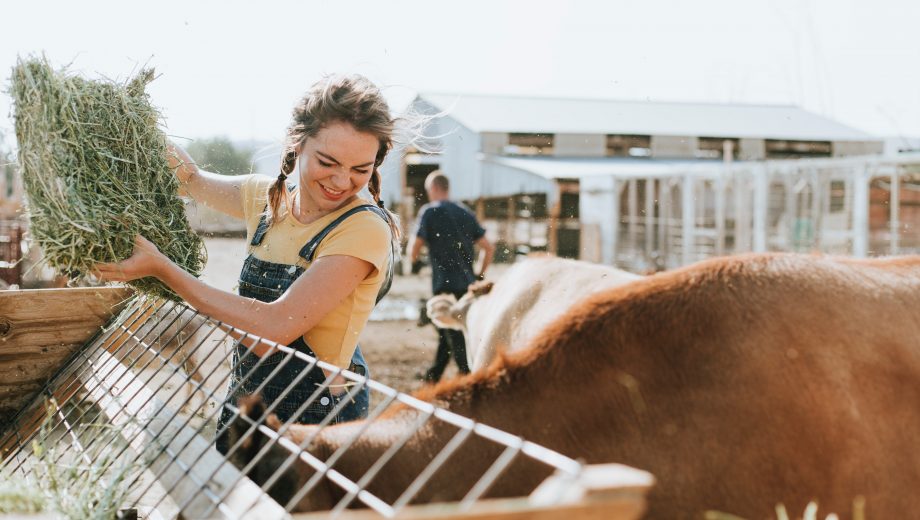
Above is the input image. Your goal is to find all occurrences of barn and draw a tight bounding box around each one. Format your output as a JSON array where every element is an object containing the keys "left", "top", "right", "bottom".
[{"left": 377, "top": 94, "right": 920, "bottom": 272}]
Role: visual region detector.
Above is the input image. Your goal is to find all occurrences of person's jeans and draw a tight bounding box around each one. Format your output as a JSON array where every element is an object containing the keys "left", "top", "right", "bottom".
[{"left": 425, "top": 289, "right": 471, "bottom": 382}]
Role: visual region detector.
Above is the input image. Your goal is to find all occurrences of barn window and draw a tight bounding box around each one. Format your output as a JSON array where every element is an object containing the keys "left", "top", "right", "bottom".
[
  {"left": 696, "top": 137, "right": 740, "bottom": 160},
  {"left": 829, "top": 180, "right": 846, "bottom": 213},
  {"left": 504, "top": 133, "right": 555, "bottom": 156},
  {"left": 559, "top": 191, "right": 580, "bottom": 219},
  {"left": 765, "top": 139, "right": 832, "bottom": 159},
  {"left": 483, "top": 197, "right": 511, "bottom": 219},
  {"left": 606, "top": 134, "right": 651, "bottom": 158},
  {"left": 517, "top": 193, "right": 548, "bottom": 219}
]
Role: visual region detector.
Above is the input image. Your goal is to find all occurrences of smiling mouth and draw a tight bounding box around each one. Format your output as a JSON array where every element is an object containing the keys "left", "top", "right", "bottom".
[{"left": 320, "top": 184, "right": 345, "bottom": 198}]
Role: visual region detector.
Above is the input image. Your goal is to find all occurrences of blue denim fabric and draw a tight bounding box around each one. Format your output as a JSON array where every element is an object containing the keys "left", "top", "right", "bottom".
[{"left": 215, "top": 205, "right": 390, "bottom": 453}]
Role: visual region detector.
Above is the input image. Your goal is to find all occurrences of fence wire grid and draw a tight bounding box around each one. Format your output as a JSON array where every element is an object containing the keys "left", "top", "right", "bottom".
[{"left": 0, "top": 295, "right": 583, "bottom": 519}]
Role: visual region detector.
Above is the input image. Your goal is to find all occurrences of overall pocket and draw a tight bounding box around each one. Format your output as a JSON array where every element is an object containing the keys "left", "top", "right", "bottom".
[
  {"left": 237, "top": 279, "right": 284, "bottom": 302},
  {"left": 237, "top": 255, "right": 304, "bottom": 303}
]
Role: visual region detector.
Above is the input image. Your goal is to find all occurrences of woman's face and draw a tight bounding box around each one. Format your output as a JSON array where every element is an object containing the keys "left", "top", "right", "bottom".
[{"left": 296, "top": 120, "right": 379, "bottom": 214}]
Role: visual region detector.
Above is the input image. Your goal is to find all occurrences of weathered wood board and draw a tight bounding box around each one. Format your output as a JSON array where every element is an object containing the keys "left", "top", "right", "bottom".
[{"left": 0, "top": 287, "right": 132, "bottom": 425}]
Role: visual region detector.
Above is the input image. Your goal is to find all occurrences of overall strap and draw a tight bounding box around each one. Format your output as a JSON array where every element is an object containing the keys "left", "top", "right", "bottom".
[
  {"left": 250, "top": 212, "right": 271, "bottom": 246},
  {"left": 298, "top": 205, "right": 396, "bottom": 304},
  {"left": 250, "top": 183, "right": 297, "bottom": 246}
]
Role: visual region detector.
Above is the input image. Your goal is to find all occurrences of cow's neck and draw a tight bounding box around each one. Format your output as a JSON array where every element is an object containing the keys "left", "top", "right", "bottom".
[{"left": 300, "top": 344, "right": 593, "bottom": 507}]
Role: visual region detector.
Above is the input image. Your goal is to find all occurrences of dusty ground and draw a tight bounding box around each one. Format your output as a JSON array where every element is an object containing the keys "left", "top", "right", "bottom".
[
  {"left": 359, "top": 320, "right": 446, "bottom": 399},
  {"left": 199, "top": 237, "right": 470, "bottom": 397}
]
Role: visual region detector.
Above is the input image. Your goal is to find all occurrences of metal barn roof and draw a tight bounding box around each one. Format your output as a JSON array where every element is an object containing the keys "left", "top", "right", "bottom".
[
  {"left": 483, "top": 156, "right": 721, "bottom": 181},
  {"left": 484, "top": 152, "right": 920, "bottom": 183},
  {"left": 418, "top": 93, "right": 878, "bottom": 142}
]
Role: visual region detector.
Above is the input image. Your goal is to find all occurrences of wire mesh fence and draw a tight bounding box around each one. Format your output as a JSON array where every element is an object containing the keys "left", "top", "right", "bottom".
[{"left": 0, "top": 294, "right": 588, "bottom": 519}]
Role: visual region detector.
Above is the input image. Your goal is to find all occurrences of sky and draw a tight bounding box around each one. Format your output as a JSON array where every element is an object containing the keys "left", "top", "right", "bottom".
[{"left": 1, "top": 0, "right": 918, "bottom": 149}]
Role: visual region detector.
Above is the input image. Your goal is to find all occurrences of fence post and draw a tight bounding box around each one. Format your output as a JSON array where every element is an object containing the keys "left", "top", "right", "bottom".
[
  {"left": 682, "top": 175, "right": 695, "bottom": 265},
  {"left": 609, "top": 178, "right": 620, "bottom": 266},
  {"left": 753, "top": 165, "right": 768, "bottom": 253},
  {"left": 891, "top": 166, "right": 900, "bottom": 255},
  {"left": 853, "top": 166, "right": 870, "bottom": 258}
]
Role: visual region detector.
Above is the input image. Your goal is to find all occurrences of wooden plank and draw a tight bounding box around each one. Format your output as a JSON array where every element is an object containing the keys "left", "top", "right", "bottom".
[
  {"left": 0, "top": 372, "right": 83, "bottom": 459},
  {"left": 0, "top": 287, "right": 132, "bottom": 423},
  {"left": 80, "top": 346, "right": 287, "bottom": 520},
  {"left": 0, "top": 287, "right": 132, "bottom": 348},
  {"left": 292, "top": 463, "right": 652, "bottom": 520},
  {"left": 292, "top": 493, "right": 645, "bottom": 520}
]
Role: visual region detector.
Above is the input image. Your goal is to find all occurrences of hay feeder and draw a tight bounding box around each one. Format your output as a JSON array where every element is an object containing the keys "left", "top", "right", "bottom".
[{"left": 0, "top": 288, "right": 653, "bottom": 519}]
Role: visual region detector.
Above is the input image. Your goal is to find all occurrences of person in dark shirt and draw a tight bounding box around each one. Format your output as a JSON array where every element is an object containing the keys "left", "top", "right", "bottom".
[{"left": 410, "top": 170, "right": 494, "bottom": 382}]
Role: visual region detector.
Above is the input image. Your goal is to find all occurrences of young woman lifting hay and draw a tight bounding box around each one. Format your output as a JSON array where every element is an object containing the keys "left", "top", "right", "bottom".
[{"left": 93, "top": 75, "right": 403, "bottom": 452}]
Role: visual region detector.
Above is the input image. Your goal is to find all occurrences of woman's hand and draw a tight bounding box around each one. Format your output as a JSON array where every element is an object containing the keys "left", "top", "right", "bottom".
[
  {"left": 167, "top": 141, "right": 198, "bottom": 186},
  {"left": 93, "top": 235, "right": 170, "bottom": 282}
]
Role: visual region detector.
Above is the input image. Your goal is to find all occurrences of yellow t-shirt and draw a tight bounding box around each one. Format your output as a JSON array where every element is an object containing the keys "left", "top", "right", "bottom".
[{"left": 239, "top": 174, "right": 391, "bottom": 368}]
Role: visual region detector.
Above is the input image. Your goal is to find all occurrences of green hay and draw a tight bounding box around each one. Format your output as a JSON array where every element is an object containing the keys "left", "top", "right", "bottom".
[
  {"left": 0, "top": 478, "right": 45, "bottom": 514},
  {"left": 10, "top": 56, "right": 205, "bottom": 300},
  {"left": 1, "top": 400, "right": 145, "bottom": 519}
]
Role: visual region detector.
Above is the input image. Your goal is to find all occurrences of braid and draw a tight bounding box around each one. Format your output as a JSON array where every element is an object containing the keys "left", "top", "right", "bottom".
[
  {"left": 281, "top": 147, "right": 298, "bottom": 174},
  {"left": 369, "top": 169, "right": 402, "bottom": 257},
  {"left": 368, "top": 169, "right": 382, "bottom": 206},
  {"left": 266, "top": 149, "right": 297, "bottom": 225}
]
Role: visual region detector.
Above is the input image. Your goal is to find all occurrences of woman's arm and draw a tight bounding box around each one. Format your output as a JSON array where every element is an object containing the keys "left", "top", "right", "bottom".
[
  {"left": 94, "top": 236, "right": 374, "bottom": 357},
  {"left": 169, "top": 143, "right": 246, "bottom": 219}
]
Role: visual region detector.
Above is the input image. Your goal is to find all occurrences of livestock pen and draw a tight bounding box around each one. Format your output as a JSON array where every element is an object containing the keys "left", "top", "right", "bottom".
[
  {"left": 577, "top": 152, "right": 920, "bottom": 272},
  {"left": 0, "top": 287, "right": 653, "bottom": 519}
]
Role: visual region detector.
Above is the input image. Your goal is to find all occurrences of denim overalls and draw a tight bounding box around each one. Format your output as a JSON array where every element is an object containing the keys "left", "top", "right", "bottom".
[{"left": 216, "top": 202, "right": 394, "bottom": 453}]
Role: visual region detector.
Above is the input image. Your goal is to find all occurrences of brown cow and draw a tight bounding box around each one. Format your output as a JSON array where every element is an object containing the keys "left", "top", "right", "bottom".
[{"left": 228, "top": 253, "right": 920, "bottom": 518}]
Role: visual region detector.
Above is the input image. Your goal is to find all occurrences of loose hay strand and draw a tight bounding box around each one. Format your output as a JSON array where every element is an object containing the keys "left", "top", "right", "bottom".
[
  {"left": 1, "top": 399, "right": 145, "bottom": 520},
  {"left": 11, "top": 56, "right": 205, "bottom": 300}
]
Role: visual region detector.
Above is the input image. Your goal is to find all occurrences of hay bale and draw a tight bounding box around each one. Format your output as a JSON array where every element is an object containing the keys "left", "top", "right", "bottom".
[{"left": 11, "top": 56, "right": 205, "bottom": 300}]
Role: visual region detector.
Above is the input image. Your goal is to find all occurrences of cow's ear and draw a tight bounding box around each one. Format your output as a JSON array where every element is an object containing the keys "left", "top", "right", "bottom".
[
  {"left": 426, "top": 294, "right": 457, "bottom": 323},
  {"left": 469, "top": 280, "right": 494, "bottom": 296},
  {"left": 427, "top": 296, "right": 465, "bottom": 329},
  {"left": 439, "top": 300, "right": 470, "bottom": 330}
]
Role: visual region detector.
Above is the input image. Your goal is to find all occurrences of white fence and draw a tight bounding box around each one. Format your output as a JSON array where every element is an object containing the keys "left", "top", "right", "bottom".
[{"left": 580, "top": 154, "right": 920, "bottom": 272}]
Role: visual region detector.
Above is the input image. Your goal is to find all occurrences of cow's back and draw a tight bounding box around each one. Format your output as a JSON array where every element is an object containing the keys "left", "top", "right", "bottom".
[
  {"left": 279, "top": 254, "right": 920, "bottom": 517},
  {"left": 467, "top": 257, "right": 640, "bottom": 370},
  {"left": 492, "top": 253, "right": 920, "bottom": 518}
]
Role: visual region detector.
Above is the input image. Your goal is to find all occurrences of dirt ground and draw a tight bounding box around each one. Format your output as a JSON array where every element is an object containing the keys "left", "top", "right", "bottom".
[
  {"left": 359, "top": 320, "right": 447, "bottom": 397},
  {"left": 200, "top": 237, "right": 470, "bottom": 396}
]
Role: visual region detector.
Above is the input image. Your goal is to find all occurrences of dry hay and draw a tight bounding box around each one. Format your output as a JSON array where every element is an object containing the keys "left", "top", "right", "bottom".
[
  {"left": 0, "top": 400, "right": 143, "bottom": 519},
  {"left": 10, "top": 56, "right": 205, "bottom": 299}
]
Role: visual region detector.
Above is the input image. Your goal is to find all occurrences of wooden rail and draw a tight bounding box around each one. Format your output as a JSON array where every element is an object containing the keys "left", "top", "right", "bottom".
[
  {"left": 0, "top": 287, "right": 131, "bottom": 425},
  {"left": 292, "top": 464, "right": 653, "bottom": 520}
]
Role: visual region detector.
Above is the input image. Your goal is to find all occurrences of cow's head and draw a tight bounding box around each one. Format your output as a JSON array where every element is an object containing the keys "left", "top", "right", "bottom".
[
  {"left": 426, "top": 281, "right": 494, "bottom": 331},
  {"left": 223, "top": 395, "right": 334, "bottom": 511}
]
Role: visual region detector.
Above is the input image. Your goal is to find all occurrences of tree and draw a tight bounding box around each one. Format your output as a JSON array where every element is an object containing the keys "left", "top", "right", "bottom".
[
  {"left": 185, "top": 137, "right": 253, "bottom": 176},
  {"left": 0, "top": 131, "right": 21, "bottom": 205}
]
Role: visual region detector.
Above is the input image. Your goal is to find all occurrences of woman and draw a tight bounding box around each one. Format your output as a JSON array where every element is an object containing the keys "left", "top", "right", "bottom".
[{"left": 94, "top": 75, "right": 401, "bottom": 452}]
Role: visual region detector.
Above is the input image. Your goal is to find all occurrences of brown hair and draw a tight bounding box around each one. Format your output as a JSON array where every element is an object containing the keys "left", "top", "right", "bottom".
[
  {"left": 424, "top": 170, "right": 450, "bottom": 192},
  {"left": 266, "top": 74, "right": 401, "bottom": 250}
]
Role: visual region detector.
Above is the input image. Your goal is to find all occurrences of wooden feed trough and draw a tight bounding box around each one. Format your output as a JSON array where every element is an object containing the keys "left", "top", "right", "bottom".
[{"left": 0, "top": 288, "right": 654, "bottom": 519}]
